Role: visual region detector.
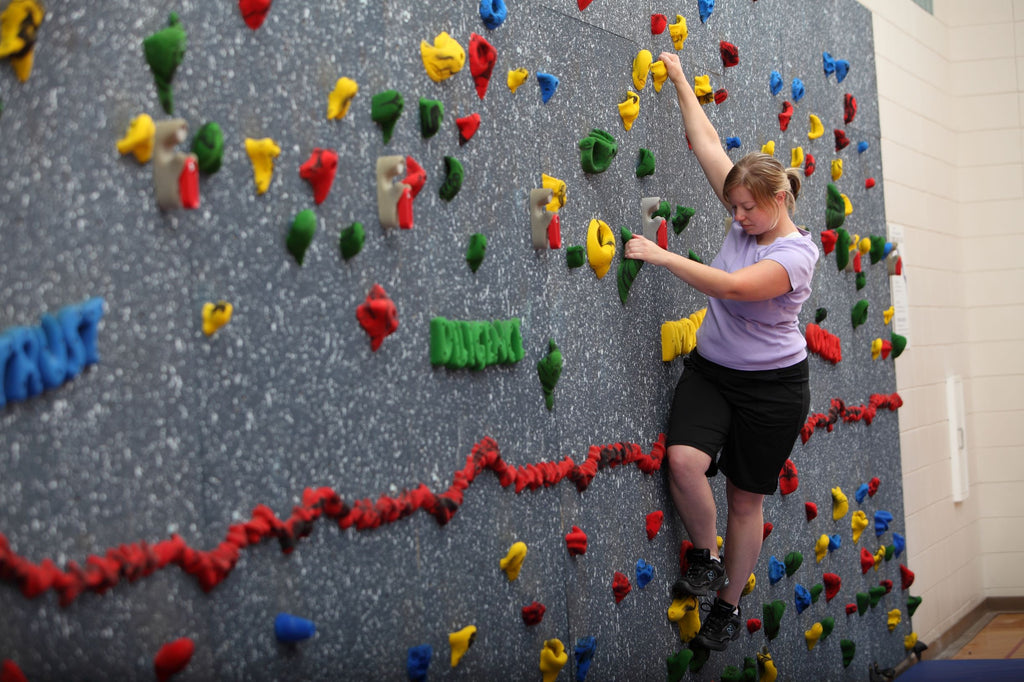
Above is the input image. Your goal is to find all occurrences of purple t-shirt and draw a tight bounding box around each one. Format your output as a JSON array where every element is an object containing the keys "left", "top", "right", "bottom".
[{"left": 696, "top": 220, "right": 819, "bottom": 371}]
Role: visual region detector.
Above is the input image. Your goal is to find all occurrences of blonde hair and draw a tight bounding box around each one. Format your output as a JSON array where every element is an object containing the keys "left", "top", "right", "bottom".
[{"left": 723, "top": 153, "right": 802, "bottom": 227}]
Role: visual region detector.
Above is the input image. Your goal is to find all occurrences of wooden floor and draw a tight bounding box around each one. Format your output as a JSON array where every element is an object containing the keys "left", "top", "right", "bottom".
[{"left": 953, "top": 613, "right": 1024, "bottom": 659}]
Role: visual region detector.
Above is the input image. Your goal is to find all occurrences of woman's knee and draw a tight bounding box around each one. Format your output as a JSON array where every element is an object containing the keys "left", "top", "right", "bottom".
[
  {"left": 668, "top": 445, "right": 712, "bottom": 478},
  {"left": 726, "top": 483, "right": 764, "bottom": 517}
]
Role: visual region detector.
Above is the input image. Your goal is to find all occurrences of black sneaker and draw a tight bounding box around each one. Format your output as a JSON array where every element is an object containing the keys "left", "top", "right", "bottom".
[
  {"left": 693, "top": 598, "right": 742, "bottom": 651},
  {"left": 672, "top": 548, "right": 729, "bottom": 598}
]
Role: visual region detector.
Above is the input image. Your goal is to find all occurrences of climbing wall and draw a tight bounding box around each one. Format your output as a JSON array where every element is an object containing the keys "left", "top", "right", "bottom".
[{"left": 0, "top": 0, "right": 916, "bottom": 679}]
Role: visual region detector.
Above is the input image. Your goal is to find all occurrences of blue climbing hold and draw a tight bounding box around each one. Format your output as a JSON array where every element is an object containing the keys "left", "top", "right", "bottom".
[
  {"left": 828, "top": 534, "right": 842, "bottom": 552},
  {"left": 725, "top": 136, "right": 741, "bottom": 151},
  {"left": 791, "top": 78, "right": 805, "bottom": 103},
  {"left": 794, "top": 584, "right": 812, "bottom": 614},
  {"left": 636, "top": 559, "right": 654, "bottom": 589},
  {"left": 822, "top": 51, "right": 835, "bottom": 77},
  {"left": 855, "top": 483, "right": 870, "bottom": 504},
  {"left": 479, "top": 0, "right": 507, "bottom": 30},
  {"left": 769, "top": 70, "right": 783, "bottom": 96},
  {"left": 874, "top": 510, "right": 894, "bottom": 537},
  {"left": 835, "top": 60, "right": 850, "bottom": 83},
  {"left": 407, "top": 644, "right": 432, "bottom": 682},
  {"left": 893, "top": 532, "right": 906, "bottom": 558},
  {"left": 857, "top": 140, "right": 869, "bottom": 153},
  {"left": 769, "top": 556, "right": 786, "bottom": 585},
  {"left": 699, "top": 0, "right": 714, "bottom": 23},
  {"left": 537, "top": 72, "right": 559, "bottom": 103},
  {"left": 574, "top": 636, "right": 596, "bottom": 681},
  {"left": 274, "top": 613, "right": 316, "bottom": 643}
]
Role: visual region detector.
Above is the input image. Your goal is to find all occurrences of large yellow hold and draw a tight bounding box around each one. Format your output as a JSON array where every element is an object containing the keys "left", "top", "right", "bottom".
[
  {"left": 650, "top": 60, "right": 668, "bottom": 92},
  {"left": 500, "top": 541, "right": 527, "bottom": 580},
  {"left": 757, "top": 647, "right": 778, "bottom": 682},
  {"left": 539, "top": 639, "right": 568, "bottom": 682},
  {"left": 245, "top": 137, "right": 281, "bottom": 195},
  {"left": 618, "top": 91, "right": 640, "bottom": 131},
  {"left": 805, "top": 622, "right": 824, "bottom": 650},
  {"left": 586, "top": 219, "right": 615, "bottom": 279},
  {"left": 421, "top": 31, "right": 465, "bottom": 82},
  {"left": 808, "top": 114, "right": 824, "bottom": 140},
  {"left": 327, "top": 77, "right": 358, "bottom": 120},
  {"left": 0, "top": 0, "right": 44, "bottom": 82},
  {"left": 116, "top": 114, "right": 156, "bottom": 164},
  {"left": 693, "top": 74, "right": 713, "bottom": 103},
  {"left": 661, "top": 308, "right": 706, "bottom": 361},
  {"left": 542, "top": 173, "right": 566, "bottom": 212},
  {"left": 851, "top": 510, "right": 868, "bottom": 543},
  {"left": 449, "top": 625, "right": 477, "bottom": 667},
  {"left": 669, "top": 15, "right": 688, "bottom": 50},
  {"left": 831, "top": 486, "right": 849, "bottom": 520},
  {"left": 667, "top": 596, "right": 701, "bottom": 642},
  {"left": 632, "top": 49, "right": 652, "bottom": 90},
  {"left": 815, "top": 534, "right": 830, "bottom": 563},
  {"left": 507, "top": 67, "right": 529, "bottom": 93},
  {"left": 888, "top": 608, "right": 902, "bottom": 632}
]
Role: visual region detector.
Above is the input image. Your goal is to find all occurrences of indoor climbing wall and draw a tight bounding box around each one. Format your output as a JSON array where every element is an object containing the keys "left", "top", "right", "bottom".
[{"left": 0, "top": 0, "right": 917, "bottom": 679}]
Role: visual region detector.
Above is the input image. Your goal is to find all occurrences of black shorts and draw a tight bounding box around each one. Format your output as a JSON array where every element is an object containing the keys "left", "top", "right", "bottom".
[{"left": 666, "top": 349, "right": 810, "bottom": 495}]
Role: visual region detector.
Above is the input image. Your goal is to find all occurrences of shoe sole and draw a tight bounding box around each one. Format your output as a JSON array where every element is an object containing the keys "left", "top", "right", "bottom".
[
  {"left": 693, "top": 628, "right": 741, "bottom": 651},
  {"left": 671, "top": 575, "right": 729, "bottom": 599}
]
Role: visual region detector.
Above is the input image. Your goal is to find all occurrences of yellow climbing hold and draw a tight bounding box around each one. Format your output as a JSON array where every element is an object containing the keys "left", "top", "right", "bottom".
[
  {"left": 650, "top": 60, "right": 668, "bottom": 92},
  {"left": 694, "top": 74, "right": 713, "bottom": 104},
  {"left": 743, "top": 573, "right": 756, "bottom": 596},
  {"left": 805, "top": 622, "right": 824, "bottom": 651},
  {"left": 0, "top": 0, "right": 44, "bottom": 82},
  {"left": 858, "top": 236, "right": 871, "bottom": 254},
  {"left": 871, "top": 338, "right": 884, "bottom": 360},
  {"left": 539, "top": 639, "right": 568, "bottom": 682},
  {"left": 202, "top": 301, "right": 233, "bottom": 336},
  {"left": 327, "top": 77, "right": 358, "bottom": 120},
  {"left": 904, "top": 632, "right": 918, "bottom": 650},
  {"left": 874, "top": 546, "right": 886, "bottom": 570},
  {"left": 831, "top": 158, "right": 843, "bottom": 181},
  {"left": 669, "top": 15, "right": 688, "bottom": 50},
  {"left": 507, "top": 67, "right": 529, "bottom": 93},
  {"left": 757, "top": 647, "right": 778, "bottom": 682},
  {"left": 761, "top": 140, "right": 775, "bottom": 156},
  {"left": 843, "top": 193, "right": 853, "bottom": 215},
  {"left": 449, "top": 625, "right": 477, "bottom": 667},
  {"left": 717, "top": 536, "right": 724, "bottom": 551},
  {"left": 586, "top": 218, "right": 615, "bottom": 279},
  {"left": 791, "top": 147, "right": 804, "bottom": 168},
  {"left": 542, "top": 173, "right": 566, "bottom": 212},
  {"left": 815, "top": 534, "right": 830, "bottom": 563},
  {"left": 632, "top": 49, "right": 652, "bottom": 90},
  {"left": 421, "top": 31, "right": 465, "bottom": 83},
  {"left": 661, "top": 308, "right": 706, "bottom": 362},
  {"left": 245, "top": 137, "right": 281, "bottom": 195},
  {"left": 888, "top": 608, "right": 902, "bottom": 632},
  {"left": 808, "top": 114, "right": 824, "bottom": 140},
  {"left": 618, "top": 91, "right": 640, "bottom": 131},
  {"left": 832, "top": 486, "right": 848, "bottom": 520},
  {"left": 883, "top": 306, "right": 895, "bottom": 325},
  {"left": 500, "top": 541, "right": 527, "bottom": 580},
  {"left": 851, "top": 510, "right": 868, "bottom": 543},
  {"left": 667, "top": 596, "right": 701, "bottom": 642},
  {"left": 116, "top": 114, "right": 157, "bottom": 164}
]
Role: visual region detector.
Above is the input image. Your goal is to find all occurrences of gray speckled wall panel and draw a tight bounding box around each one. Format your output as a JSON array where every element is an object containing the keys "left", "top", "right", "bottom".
[{"left": 0, "top": 0, "right": 909, "bottom": 679}]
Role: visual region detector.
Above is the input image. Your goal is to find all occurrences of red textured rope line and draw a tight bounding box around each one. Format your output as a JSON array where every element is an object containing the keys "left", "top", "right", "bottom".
[{"left": 800, "top": 392, "right": 902, "bottom": 444}]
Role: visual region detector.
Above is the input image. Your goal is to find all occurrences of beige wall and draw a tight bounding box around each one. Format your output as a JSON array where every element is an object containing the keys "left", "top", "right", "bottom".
[{"left": 856, "top": 0, "right": 1024, "bottom": 646}]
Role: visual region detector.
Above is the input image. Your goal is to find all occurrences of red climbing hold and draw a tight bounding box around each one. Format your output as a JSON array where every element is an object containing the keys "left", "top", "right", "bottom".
[
  {"left": 834, "top": 129, "right": 850, "bottom": 152},
  {"left": 566, "top": 525, "right": 588, "bottom": 556},
  {"left": 656, "top": 218, "right": 668, "bottom": 249},
  {"left": 778, "top": 459, "right": 798, "bottom": 495},
  {"left": 865, "top": 177, "right": 876, "bottom": 189},
  {"left": 356, "top": 284, "right": 399, "bottom": 351},
  {"left": 239, "top": 0, "right": 271, "bottom": 30},
  {"left": 868, "top": 477, "right": 880, "bottom": 497},
  {"left": 469, "top": 33, "right": 497, "bottom": 99},
  {"left": 805, "top": 502, "right": 818, "bottom": 521},
  {"left": 396, "top": 156, "right": 425, "bottom": 229},
  {"left": 1, "top": 660, "right": 28, "bottom": 682},
  {"left": 900, "top": 564, "right": 915, "bottom": 590},
  {"left": 679, "top": 539, "right": 694, "bottom": 574},
  {"left": 860, "top": 547, "right": 874, "bottom": 574},
  {"left": 456, "top": 113, "right": 481, "bottom": 144},
  {"left": 763, "top": 522, "right": 773, "bottom": 540},
  {"left": 820, "top": 230, "right": 837, "bottom": 255},
  {"left": 778, "top": 101, "right": 793, "bottom": 131},
  {"left": 179, "top": 157, "right": 200, "bottom": 210},
  {"left": 804, "top": 153, "right": 816, "bottom": 177},
  {"left": 747, "top": 618, "right": 762, "bottom": 633},
  {"left": 844, "top": 94, "right": 857, "bottom": 125},
  {"left": 714, "top": 89, "right": 728, "bottom": 105},
  {"left": 845, "top": 603, "right": 858, "bottom": 615},
  {"left": 720, "top": 41, "right": 739, "bottom": 68},
  {"left": 880, "top": 579, "right": 893, "bottom": 595},
  {"left": 577, "top": 0, "right": 593, "bottom": 8},
  {"left": 824, "top": 572, "right": 841, "bottom": 601},
  {"left": 522, "top": 601, "right": 547, "bottom": 626},
  {"left": 299, "top": 148, "right": 338, "bottom": 205},
  {"left": 646, "top": 510, "right": 664, "bottom": 540},
  {"left": 651, "top": 13, "right": 668, "bottom": 34},
  {"left": 806, "top": 323, "right": 842, "bottom": 365},
  {"left": 154, "top": 637, "right": 194, "bottom": 682},
  {"left": 612, "top": 571, "right": 632, "bottom": 603},
  {"left": 548, "top": 214, "right": 562, "bottom": 249}
]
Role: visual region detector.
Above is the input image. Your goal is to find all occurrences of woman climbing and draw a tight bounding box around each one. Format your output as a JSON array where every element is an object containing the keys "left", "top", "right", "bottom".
[{"left": 624, "top": 51, "right": 819, "bottom": 652}]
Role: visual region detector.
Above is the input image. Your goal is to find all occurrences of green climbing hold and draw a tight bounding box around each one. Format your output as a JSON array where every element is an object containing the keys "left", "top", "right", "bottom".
[
  {"left": 784, "top": 551, "right": 803, "bottom": 576},
  {"left": 191, "top": 121, "right": 224, "bottom": 174},
  {"left": 672, "top": 206, "right": 695, "bottom": 234},
  {"left": 741, "top": 657, "right": 758, "bottom": 682},
  {"left": 429, "top": 317, "right": 524, "bottom": 370},
  {"left": 810, "top": 583, "right": 824, "bottom": 603},
  {"left": 667, "top": 649, "right": 694, "bottom": 682},
  {"left": 856, "top": 272, "right": 867, "bottom": 290},
  {"left": 856, "top": 591, "right": 870, "bottom": 615},
  {"left": 371, "top": 89, "right": 404, "bottom": 144},
  {"left": 688, "top": 646, "right": 710, "bottom": 673},
  {"left": 143, "top": 12, "right": 187, "bottom": 114},
  {"left": 578, "top": 128, "right": 618, "bottom": 174},
  {"left": 907, "top": 595, "right": 922, "bottom": 617},
  {"left": 653, "top": 200, "right": 672, "bottom": 220},
  {"left": 636, "top": 147, "right": 655, "bottom": 177},
  {"left": 826, "top": 182, "right": 845, "bottom": 230},
  {"left": 885, "top": 544, "right": 895, "bottom": 560},
  {"left": 720, "top": 665, "right": 743, "bottom": 682},
  {"left": 763, "top": 600, "right": 786, "bottom": 640},
  {"left": 287, "top": 209, "right": 317, "bottom": 265},
  {"left": 835, "top": 228, "right": 852, "bottom": 271},
  {"left": 339, "top": 221, "right": 365, "bottom": 261},
  {"left": 536, "top": 339, "right": 563, "bottom": 411},
  {"left": 688, "top": 250, "right": 703, "bottom": 264},
  {"left": 820, "top": 616, "right": 835, "bottom": 640},
  {"left": 439, "top": 155, "right": 463, "bottom": 201},
  {"left": 566, "top": 245, "right": 585, "bottom": 268},
  {"left": 840, "top": 639, "right": 856, "bottom": 668},
  {"left": 891, "top": 332, "right": 907, "bottom": 358},
  {"left": 870, "top": 235, "right": 887, "bottom": 264},
  {"left": 815, "top": 307, "right": 828, "bottom": 324},
  {"left": 851, "top": 300, "right": 869, "bottom": 329},
  {"left": 466, "top": 233, "right": 487, "bottom": 272},
  {"left": 419, "top": 97, "right": 443, "bottom": 138},
  {"left": 868, "top": 585, "right": 887, "bottom": 608},
  {"left": 617, "top": 228, "right": 643, "bottom": 305}
]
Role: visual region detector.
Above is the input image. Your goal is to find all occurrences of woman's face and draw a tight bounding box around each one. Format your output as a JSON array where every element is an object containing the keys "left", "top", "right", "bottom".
[{"left": 728, "top": 185, "right": 780, "bottom": 237}]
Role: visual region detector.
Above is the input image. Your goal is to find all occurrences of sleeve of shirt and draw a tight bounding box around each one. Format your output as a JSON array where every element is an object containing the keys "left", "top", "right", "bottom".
[{"left": 762, "top": 237, "right": 819, "bottom": 291}]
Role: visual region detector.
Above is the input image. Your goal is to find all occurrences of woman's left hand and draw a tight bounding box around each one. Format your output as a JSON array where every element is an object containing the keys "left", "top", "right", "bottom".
[{"left": 624, "top": 233, "right": 666, "bottom": 266}]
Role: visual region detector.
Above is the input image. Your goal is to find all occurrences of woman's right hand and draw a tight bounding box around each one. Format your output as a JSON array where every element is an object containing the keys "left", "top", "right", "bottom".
[{"left": 659, "top": 51, "right": 686, "bottom": 86}]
